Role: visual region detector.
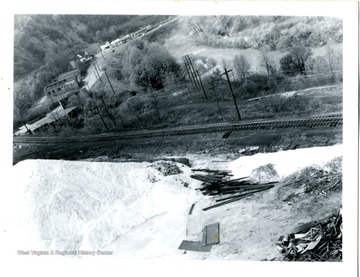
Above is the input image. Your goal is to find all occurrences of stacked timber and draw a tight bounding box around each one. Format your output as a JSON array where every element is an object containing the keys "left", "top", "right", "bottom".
[{"left": 190, "top": 169, "right": 277, "bottom": 211}]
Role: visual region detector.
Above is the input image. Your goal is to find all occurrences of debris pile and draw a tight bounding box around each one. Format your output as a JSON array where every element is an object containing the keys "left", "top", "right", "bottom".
[
  {"left": 281, "top": 167, "right": 342, "bottom": 201},
  {"left": 190, "top": 169, "right": 276, "bottom": 211},
  {"left": 148, "top": 161, "right": 183, "bottom": 176},
  {"left": 276, "top": 209, "right": 342, "bottom": 261}
]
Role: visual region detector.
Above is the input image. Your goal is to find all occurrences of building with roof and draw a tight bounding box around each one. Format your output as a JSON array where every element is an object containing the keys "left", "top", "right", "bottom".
[
  {"left": 14, "top": 105, "right": 80, "bottom": 135},
  {"left": 100, "top": 41, "right": 111, "bottom": 51},
  {"left": 43, "top": 69, "right": 81, "bottom": 98}
]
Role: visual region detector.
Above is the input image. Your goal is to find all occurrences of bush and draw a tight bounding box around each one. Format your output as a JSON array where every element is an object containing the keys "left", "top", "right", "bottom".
[
  {"left": 280, "top": 45, "right": 313, "bottom": 76},
  {"left": 270, "top": 95, "right": 309, "bottom": 115}
]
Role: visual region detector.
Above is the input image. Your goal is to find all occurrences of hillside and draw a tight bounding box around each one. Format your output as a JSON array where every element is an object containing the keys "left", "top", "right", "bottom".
[
  {"left": 13, "top": 14, "right": 171, "bottom": 126},
  {"left": 14, "top": 14, "right": 170, "bottom": 80},
  {"left": 13, "top": 15, "right": 343, "bottom": 133}
]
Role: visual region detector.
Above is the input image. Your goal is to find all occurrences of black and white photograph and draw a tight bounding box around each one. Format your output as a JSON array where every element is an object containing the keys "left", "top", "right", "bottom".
[{"left": 1, "top": 0, "right": 358, "bottom": 276}]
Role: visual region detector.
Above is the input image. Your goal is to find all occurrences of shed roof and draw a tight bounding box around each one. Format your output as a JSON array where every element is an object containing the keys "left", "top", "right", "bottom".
[
  {"left": 15, "top": 106, "right": 78, "bottom": 135},
  {"left": 57, "top": 69, "right": 80, "bottom": 81}
]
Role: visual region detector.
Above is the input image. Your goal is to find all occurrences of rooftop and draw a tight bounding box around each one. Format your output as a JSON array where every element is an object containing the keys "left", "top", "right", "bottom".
[
  {"left": 57, "top": 68, "right": 80, "bottom": 81},
  {"left": 15, "top": 106, "right": 78, "bottom": 135}
]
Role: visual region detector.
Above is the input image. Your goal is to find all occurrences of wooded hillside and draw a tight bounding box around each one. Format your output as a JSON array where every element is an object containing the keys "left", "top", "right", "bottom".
[
  {"left": 13, "top": 15, "right": 342, "bottom": 130},
  {"left": 14, "top": 14, "right": 170, "bottom": 80}
]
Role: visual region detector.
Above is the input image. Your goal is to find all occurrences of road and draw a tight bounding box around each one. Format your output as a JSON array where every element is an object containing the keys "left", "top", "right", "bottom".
[
  {"left": 83, "top": 16, "right": 179, "bottom": 91},
  {"left": 83, "top": 51, "right": 111, "bottom": 90}
]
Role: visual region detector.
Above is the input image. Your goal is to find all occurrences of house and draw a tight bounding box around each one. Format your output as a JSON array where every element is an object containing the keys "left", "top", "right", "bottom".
[
  {"left": 110, "top": 38, "right": 122, "bottom": 47},
  {"left": 119, "top": 34, "right": 131, "bottom": 44},
  {"left": 43, "top": 69, "right": 81, "bottom": 98},
  {"left": 77, "top": 52, "right": 94, "bottom": 64},
  {"left": 100, "top": 41, "right": 111, "bottom": 51}
]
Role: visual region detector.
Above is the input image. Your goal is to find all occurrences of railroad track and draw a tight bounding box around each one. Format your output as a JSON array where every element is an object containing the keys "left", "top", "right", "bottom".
[{"left": 13, "top": 114, "right": 342, "bottom": 145}]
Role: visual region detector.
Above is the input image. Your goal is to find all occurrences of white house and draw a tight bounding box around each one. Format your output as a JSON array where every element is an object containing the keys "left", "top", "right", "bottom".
[{"left": 100, "top": 41, "right": 111, "bottom": 51}]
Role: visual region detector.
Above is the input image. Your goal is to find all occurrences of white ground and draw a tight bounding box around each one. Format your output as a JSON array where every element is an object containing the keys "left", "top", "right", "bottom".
[{"left": 5, "top": 144, "right": 342, "bottom": 261}]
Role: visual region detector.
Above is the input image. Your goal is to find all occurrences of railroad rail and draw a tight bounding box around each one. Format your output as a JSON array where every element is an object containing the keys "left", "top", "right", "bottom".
[{"left": 13, "top": 114, "right": 342, "bottom": 145}]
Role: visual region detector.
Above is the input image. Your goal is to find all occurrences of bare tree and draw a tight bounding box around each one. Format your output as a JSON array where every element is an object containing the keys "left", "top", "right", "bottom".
[
  {"left": 219, "top": 15, "right": 232, "bottom": 37},
  {"left": 326, "top": 47, "right": 335, "bottom": 73},
  {"left": 261, "top": 52, "right": 277, "bottom": 76},
  {"left": 233, "top": 54, "right": 250, "bottom": 81},
  {"left": 264, "top": 26, "right": 281, "bottom": 51}
]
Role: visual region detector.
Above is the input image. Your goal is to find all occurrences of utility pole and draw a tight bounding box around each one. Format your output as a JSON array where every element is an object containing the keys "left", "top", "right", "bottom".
[
  {"left": 24, "top": 124, "right": 32, "bottom": 135},
  {"left": 196, "top": 69, "right": 208, "bottom": 100},
  {"left": 209, "top": 80, "right": 222, "bottom": 116},
  {"left": 102, "top": 67, "right": 115, "bottom": 95},
  {"left": 94, "top": 105, "right": 109, "bottom": 131},
  {"left": 221, "top": 67, "right": 242, "bottom": 121},
  {"left": 183, "top": 56, "right": 198, "bottom": 90},
  {"left": 184, "top": 54, "right": 208, "bottom": 99},
  {"left": 99, "top": 95, "right": 121, "bottom": 125},
  {"left": 184, "top": 55, "right": 200, "bottom": 92}
]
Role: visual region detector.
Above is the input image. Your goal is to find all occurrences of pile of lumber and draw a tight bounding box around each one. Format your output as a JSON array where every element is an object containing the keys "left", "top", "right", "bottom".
[
  {"left": 276, "top": 209, "right": 342, "bottom": 261},
  {"left": 190, "top": 169, "right": 276, "bottom": 211}
]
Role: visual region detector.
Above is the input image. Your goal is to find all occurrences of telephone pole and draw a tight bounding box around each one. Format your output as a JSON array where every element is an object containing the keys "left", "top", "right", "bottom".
[
  {"left": 183, "top": 54, "right": 208, "bottom": 100},
  {"left": 196, "top": 70, "right": 208, "bottom": 100},
  {"left": 183, "top": 56, "right": 198, "bottom": 90},
  {"left": 221, "top": 67, "right": 241, "bottom": 121},
  {"left": 24, "top": 124, "right": 32, "bottom": 135},
  {"left": 94, "top": 105, "right": 109, "bottom": 131},
  {"left": 99, "top": 95, "right": 121, "bottom": 125},
  {"left": 183, "top": 55, "right": 199, "bottom": 92},
  {"left": 101, "top": 67, "right": 115, "bottom": 95}
]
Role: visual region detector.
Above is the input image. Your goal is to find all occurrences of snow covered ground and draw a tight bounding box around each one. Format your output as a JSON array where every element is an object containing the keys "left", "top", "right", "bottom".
[{"left": 5, "top": 144, "right": 343, "bottom": 261}]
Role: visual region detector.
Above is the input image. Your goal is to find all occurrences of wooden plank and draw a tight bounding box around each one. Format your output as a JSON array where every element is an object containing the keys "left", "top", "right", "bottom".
[
  {"left": 190, "top": 174, "right": 223, "bottom": 183},
  {"left": 203, "top": 193, "right": 254, "bottom": 211},
  {"left": 216, "top": 177, "right": 250, "bottom": 186},
  {"left": 192, "top": 169, "right": 232, "bottom": 174},
  {"left": 215, "top": 186, "right": 274, "bottom": 202},
  {"left": 188, "top": 203, "right": 195, "bottom": 215}
]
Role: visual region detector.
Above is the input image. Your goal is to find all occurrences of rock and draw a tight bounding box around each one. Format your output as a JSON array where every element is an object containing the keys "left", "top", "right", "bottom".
[{"left": 249, "top": 163, "right": 280, "bottom": 183}]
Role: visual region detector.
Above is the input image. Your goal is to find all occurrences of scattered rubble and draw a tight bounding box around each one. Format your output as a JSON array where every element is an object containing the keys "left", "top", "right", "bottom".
[
  {"left": 147, "top": 161, "right": 183, "bottom": 176},
  {"left": 190, "top": 168, "right": 277, "bottom": 211},
  {"left": 275, "top": 209, "right": 342, "bottom": 261}
]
